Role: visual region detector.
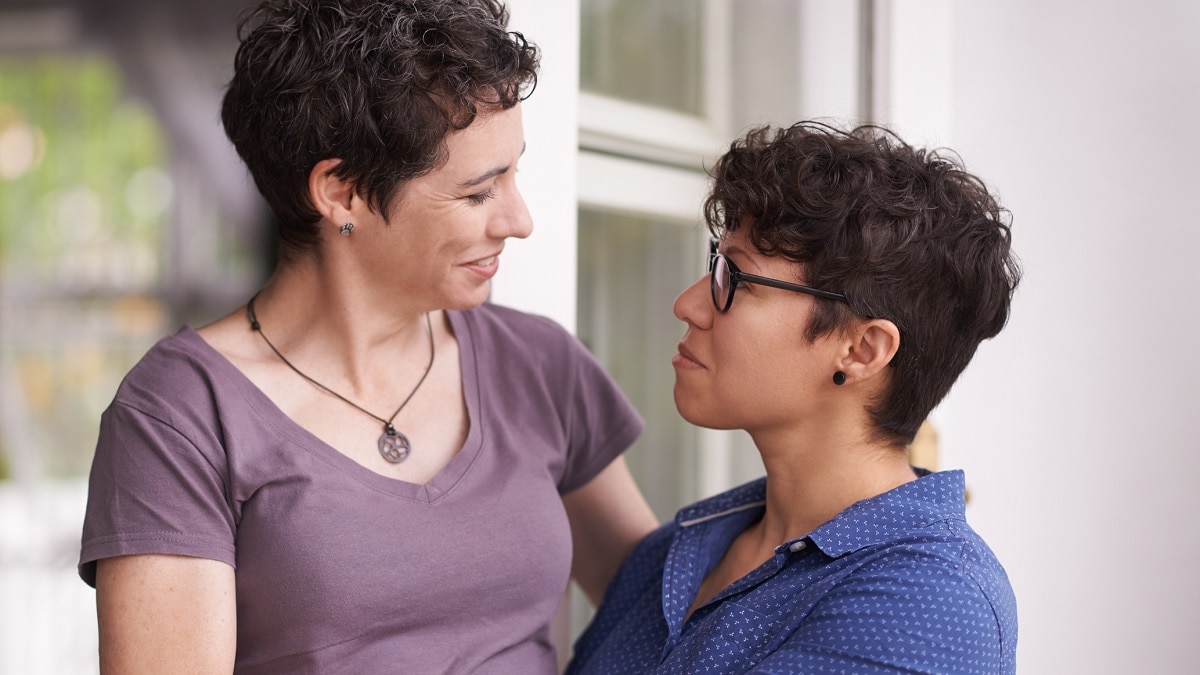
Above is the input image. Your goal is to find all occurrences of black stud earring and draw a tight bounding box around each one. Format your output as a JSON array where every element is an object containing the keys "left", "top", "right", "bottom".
[
  {"left": 339, "top": 222, "right": 354, "bottom": 236},
  {"left": 832, "top": 371, "right": 846, "bottom": 386}
]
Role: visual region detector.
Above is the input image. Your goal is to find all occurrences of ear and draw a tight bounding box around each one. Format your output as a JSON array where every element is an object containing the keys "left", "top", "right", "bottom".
[
  {"left": 836, "top": 318, "right": 900, "bottom": 385},
  {"left": 308, "top": 158, "right": 356, "bottom": 226}
]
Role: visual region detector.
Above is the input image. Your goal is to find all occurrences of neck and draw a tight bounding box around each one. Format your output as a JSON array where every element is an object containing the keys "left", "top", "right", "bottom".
[
  {"left": 250, "top": 257, "right": 438, "bottom": 397},
  {"left": 748, "top": 419, "right": 917, "bottom": 546}
]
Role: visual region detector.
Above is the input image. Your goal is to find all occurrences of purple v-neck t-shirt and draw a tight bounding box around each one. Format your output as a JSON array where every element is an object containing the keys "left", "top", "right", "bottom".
[{"left": 79, "top": 303, "right": 643, "bottom": 673}]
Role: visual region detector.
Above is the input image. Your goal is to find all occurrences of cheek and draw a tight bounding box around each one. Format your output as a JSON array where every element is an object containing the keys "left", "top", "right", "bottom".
[
  {"left": 677, "top": 317, "right": 817, "bottom": 428},
  {"left": 670, "top": 327, "right": 766, "bottom": 427}
]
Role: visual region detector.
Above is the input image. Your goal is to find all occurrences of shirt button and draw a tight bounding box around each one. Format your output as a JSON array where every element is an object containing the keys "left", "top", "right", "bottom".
[{"left": 788, "top": 540, "right": 807, "bottom": 553}]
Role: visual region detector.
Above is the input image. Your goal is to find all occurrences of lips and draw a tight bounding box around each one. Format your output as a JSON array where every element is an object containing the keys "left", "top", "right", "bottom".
[
  {"left": 462, "top": 250, "right": 503, "bottom": 280},
  {"left": 674, "top": 342, "right": 705, "bottom": 368}
]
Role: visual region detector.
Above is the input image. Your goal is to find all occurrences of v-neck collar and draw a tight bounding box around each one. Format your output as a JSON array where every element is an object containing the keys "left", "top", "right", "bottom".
[{"left": 177, "top": 309, "right": 484, "bottom": 503}]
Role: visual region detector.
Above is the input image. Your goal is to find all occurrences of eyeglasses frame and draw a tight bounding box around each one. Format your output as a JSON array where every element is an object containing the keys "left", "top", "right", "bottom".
[{"left": 708, "top": 238, "right": 850, "bottom": 312}]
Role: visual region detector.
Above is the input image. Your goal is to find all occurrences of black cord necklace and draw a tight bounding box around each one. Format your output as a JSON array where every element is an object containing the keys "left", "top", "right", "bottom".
[{"left": 246, "top": 293, "right": 435, "bottom": 463}]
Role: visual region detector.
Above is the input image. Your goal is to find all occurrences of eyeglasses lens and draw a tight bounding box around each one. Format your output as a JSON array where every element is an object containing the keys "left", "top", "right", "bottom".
[{"left": 710, "top": 254, "right": 731, "bottom": 311}]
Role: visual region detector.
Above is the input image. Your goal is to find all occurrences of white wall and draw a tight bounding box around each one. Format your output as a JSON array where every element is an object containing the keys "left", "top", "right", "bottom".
[
  {"left": 906, "top": 2, "right": 1200, "bottom": 673},
  {"left": 491, "top": 0, "right": 580, "bottom": 331}
]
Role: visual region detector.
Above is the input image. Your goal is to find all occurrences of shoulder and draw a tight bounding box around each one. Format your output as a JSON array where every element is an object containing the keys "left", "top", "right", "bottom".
[
  {"left": 835, "top": 496, "right": 1016, "bottom": 617},
  {"left": 602, "top": 475, "right": 767, "bottom": 607},
  {"left": 877, "top": 472, "right": 1016, "bottom": 618},
  {"left": 590, "top": 520, "right": 677, "bottom": 612},
  {"left": 800, "top": 471, "right": 1017, "bottom": 646},
  {"left": 625, "top": 521, "right": 676, "bottom": 571},
  {"left": 457, "top": 302, "right": 574, "bottom": 344},
  {"left": 110, "top": 327, "right": 232, "bottom": 426},
  {"left": 455, "top": 303, "right": 588, "bottom": 369},
  {"left": 773, "top": 533, "right": 1016, "bottom": 673},
  {"left": 845, "top": 531, "right": 1014, "bottom": 612},
  {"left": 812, "top": 518, "right": 1017, "bottom": 661},
  {"left": 943, "top": 521, "right": 1019, "bottom": 636}
]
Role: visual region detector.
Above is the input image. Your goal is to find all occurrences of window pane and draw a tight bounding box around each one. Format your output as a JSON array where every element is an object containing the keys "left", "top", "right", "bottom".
[
  {"left": 580, "top": 0, "right": 704, "bottom": 116},
  {"left": 577, "top": 208, "right": 704, "bottom": 521}
]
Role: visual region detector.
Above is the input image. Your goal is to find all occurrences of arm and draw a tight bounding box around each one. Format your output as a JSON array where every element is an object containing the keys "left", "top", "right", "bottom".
[
  {"left": 97, "top": 554, "right": 236, "bottom": 674},
  {"left": 563, "top": 456, "right": 657, "bottom": 606}
]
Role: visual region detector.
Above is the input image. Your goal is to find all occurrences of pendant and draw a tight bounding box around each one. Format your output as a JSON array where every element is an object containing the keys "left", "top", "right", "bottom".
[{"left": 378, "top": 424, "right": 411, "bottom": 463}]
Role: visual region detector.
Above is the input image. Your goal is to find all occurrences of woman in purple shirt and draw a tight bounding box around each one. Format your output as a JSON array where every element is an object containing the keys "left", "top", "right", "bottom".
[
  {"left": 79, "top": 1, "right": 656, "bottom": 671},
  {"left": 568, "top": 122, "right": 1021, "bottom": 673}
]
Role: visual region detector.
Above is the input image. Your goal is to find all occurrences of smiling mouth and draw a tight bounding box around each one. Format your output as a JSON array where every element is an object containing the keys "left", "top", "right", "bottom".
[{"left": 469, "top": 255, "right": 497, "bottom": 267}]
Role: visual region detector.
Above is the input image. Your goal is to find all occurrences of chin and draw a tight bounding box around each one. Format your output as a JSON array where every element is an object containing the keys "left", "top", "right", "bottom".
[
  {"left": 444, "top": 284, "right": 492, "bottom": 311},
  {"left": 672, "top": 381, "right": 744, "bottom": 427},
  {"left": 673, "top": 386, "right": 728, "bottom": 430}
]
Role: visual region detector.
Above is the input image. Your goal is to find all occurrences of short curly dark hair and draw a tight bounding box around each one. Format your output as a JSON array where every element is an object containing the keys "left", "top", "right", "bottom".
[
  {"left": 221, "top": 0, "right": 540, "bottom": 259},
  {"left": 705, "top": 121, "right": 1021, "bottom": 446}
]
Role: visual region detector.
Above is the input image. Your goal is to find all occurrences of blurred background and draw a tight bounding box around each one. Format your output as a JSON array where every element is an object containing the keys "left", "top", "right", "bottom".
[{"left": 0, "top": 0, "right": 1196, "bottom": 673}]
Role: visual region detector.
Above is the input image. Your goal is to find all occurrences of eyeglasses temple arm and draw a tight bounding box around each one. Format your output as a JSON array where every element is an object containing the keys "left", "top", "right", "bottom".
[{"left": 736, "top": 271, "right": 850, "bottom": 303}]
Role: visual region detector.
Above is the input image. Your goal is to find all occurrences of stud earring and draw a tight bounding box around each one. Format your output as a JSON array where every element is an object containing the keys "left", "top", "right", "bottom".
[
  {"left": 832, "top": 371, "right": 847, "bottom": 386},
  {"left": 339, "top": 222, "right": 354, "bottom": 236}
]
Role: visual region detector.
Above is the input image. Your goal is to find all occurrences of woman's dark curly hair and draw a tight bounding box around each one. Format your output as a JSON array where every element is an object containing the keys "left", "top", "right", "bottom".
[
  {"left": 221, "top": 0, "right": 539, "bottom": 259},
  {"left": 705, "top": 121, "right": 1021, "bottom": 446}
]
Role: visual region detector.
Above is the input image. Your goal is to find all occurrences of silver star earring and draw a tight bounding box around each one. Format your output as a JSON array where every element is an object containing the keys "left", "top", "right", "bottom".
[{"left": 339, "top": 222, "right": 354, "bottom": 236}]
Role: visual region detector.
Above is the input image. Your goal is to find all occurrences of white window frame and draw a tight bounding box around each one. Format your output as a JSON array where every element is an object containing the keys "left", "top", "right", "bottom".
[
  {"left": 578, "top": 0, "right": 732, "bottom": 168},
  {"left": 574, "top": 0, "right": 743, "bottom": 504}
]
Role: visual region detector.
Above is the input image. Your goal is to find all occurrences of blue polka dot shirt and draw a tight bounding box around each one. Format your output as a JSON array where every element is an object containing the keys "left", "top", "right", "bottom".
[{"left": 567, "top": 470, "right": 1017, "bottom": 674}]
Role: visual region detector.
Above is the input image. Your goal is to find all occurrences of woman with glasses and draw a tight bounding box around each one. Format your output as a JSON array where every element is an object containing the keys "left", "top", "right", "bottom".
[{"left": 568, "top": 122, "right": 1021, "bottom": 674}]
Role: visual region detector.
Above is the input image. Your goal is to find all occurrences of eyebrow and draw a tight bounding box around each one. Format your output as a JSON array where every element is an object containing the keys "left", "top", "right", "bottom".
[
  {"left": 718, "top": 242, "right": 779, "bottom": 277},
  {"left": 457, "top": 166, "right": 508, "bottom": 189},
  {"left": 457, "top": 142, "right": 527, "bottom": 189},
  {"left": 720, "top": 242, "right": 749, "bottom": 258}
]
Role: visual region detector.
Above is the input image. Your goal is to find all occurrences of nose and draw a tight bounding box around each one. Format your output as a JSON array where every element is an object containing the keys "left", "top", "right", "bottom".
[
  {"left": 492, "top": 183, "right": 533, "bottom": 240},
  {"left": 673, "top": 274, "right": 713, "bottom": 329}
]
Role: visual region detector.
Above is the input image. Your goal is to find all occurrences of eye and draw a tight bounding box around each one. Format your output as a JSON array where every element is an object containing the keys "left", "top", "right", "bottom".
[{"left": 466, "top": 188, "right": 496, "bottom": 205}]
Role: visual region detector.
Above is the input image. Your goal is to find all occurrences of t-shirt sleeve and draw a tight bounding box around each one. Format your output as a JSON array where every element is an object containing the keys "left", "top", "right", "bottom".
[
  {"left": 78, "top": 399, "right": 237, "bottom": 587},
  {"left": 552, "top": 329, "right": 644, "bottom": 495}
]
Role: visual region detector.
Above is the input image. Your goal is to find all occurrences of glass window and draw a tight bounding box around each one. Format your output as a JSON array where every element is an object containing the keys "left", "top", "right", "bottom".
[
  {"left": 577, "top": 208, "right": 705, "bottom": 520},
  {"left": 571, "top": 207, "right": 709, "bottom": 644},
  {"left": 580, "top": 0, "right": 704, "bottom": 116}
]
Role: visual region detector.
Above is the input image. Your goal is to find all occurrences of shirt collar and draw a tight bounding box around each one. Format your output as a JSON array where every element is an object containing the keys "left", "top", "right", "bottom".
[
  {"left": 674, "top": 478, "right": 767, "bottom": 528},
  {"left": 673, "top": 469, "right": 968, "bottom": 559},
  {"left": 805, "top": 469, "right": 968, "bottom": 557}
]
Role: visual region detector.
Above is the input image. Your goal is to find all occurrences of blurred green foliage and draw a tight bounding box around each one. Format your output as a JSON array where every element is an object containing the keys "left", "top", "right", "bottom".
[{"left": 0, "top": 56, "right": 170, "bottom": 479}]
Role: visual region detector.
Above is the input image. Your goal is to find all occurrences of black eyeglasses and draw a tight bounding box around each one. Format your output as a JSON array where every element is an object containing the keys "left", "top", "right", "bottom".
[{"left": 708, "top": 239, "right": 850, "bottom": 312}]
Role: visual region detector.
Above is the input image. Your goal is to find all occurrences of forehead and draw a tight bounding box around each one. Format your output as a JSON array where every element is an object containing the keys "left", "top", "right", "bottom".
[
  {"left": 439, "top": 105, "right": 523, "bottom": 170},
  {"left": 391, "top": 104, "right": 523, "bottom": 201},
  {"left": 713, "top": 227, "right": 760, "bottom": 258},
  {"left": 716, "top": 228, "right": 814, "bottom": 282}
]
